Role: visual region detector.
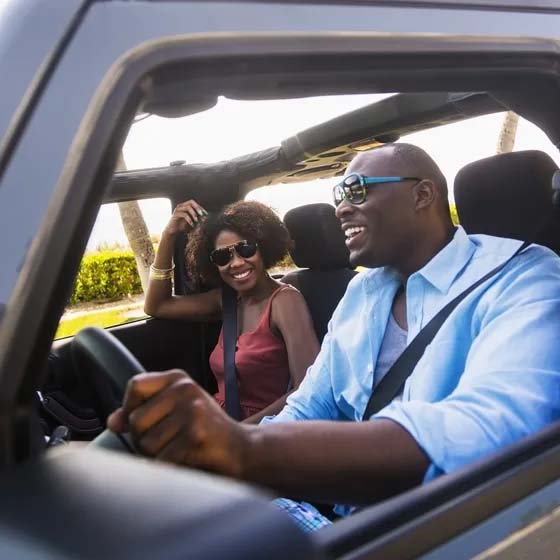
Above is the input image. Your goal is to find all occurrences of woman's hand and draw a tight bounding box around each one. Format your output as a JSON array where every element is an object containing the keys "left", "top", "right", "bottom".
[
  {"left": 107, "top": 370, "right": 250, "bottom": 479},
  {"left": 163, "top": 199, "right": 207, "bottom": 236}
]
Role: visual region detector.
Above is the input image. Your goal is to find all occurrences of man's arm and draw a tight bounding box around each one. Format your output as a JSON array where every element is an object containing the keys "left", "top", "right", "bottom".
[
  {"left": 375, "top": 249, "right": 560, "bottom": 478},
  {"left": 245, "top": 417, "right": 429, "bottom": 504},
  {"left": 107, "top": 371, "right": 429, "bottom": 506},
  {"left": 268, "top": 332, "right": 340, "bottom": 423},
  {"left": 267, "top": 272, "right": 369, "bottom": 424}
]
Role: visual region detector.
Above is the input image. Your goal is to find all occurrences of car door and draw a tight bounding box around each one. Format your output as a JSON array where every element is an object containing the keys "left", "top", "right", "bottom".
[{"left": 2, "top": 1, "right": 560, "bottom": 558}]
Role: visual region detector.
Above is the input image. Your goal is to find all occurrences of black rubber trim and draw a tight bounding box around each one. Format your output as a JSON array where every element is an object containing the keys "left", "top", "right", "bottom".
[
  {"left": 318, "top": 420, "right": 560, "bottom": 559},
  {"left": 0, "top": 1, "right": 92, "bottom": 182}
]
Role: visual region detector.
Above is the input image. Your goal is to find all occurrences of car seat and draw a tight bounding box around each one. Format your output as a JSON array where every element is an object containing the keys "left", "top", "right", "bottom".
[
  {"left": 454, "top": 150, "right": 560, "bottom": 252},
  {"left": 282, "top": 203, "right": 357, "bottom": 343}
]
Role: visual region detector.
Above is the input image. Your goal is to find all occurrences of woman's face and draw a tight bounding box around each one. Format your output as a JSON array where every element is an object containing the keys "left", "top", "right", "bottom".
[{"left": 213, "top": 229, "right": 266, "bottom": 294}]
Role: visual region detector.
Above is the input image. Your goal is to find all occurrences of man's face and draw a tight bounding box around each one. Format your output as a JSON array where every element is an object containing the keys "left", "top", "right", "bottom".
[{"left": 335, "top": 149, "right": 418, "bottom": 269}]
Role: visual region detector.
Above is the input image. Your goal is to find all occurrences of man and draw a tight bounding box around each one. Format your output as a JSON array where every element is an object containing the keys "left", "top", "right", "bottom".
[{"left": 108, "top": 144, "right": 560, "bottom": 513}]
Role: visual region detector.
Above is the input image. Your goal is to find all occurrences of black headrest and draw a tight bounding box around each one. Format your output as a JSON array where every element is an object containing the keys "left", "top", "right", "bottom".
[
  {"left": 283, "top": 203, "right": 350, "bottom": 269},
  {"left": 454, "top": 150, "right": 557, "bottom": 241}
]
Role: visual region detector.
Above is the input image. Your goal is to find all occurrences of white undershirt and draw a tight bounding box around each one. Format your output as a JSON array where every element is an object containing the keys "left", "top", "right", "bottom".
[{"left": 372, "top": 313, "right": 408, "bottom": 399}]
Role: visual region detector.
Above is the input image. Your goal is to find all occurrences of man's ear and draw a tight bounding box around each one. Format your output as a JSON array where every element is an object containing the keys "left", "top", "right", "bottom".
[{"left": 412, "top": 179, "right": 436, "bottom": 211}]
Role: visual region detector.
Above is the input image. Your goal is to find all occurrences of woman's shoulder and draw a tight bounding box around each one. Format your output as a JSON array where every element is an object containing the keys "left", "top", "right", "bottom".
[
  {"left": 269, "top": 282, "right": 309, "bottom": 318},
  {"left": 273, "top": 281, "right": 305, "bottom": 299}
]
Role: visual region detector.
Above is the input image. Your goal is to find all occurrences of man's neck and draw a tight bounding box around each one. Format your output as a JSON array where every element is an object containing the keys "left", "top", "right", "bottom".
[{"left": 394, "top": 225, "right": 456, "bottom": 282}]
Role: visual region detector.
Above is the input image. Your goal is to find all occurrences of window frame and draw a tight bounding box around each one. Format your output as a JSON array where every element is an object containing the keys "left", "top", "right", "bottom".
[{"left": 2, "top": 28, "right": 560, "bottom": 555}]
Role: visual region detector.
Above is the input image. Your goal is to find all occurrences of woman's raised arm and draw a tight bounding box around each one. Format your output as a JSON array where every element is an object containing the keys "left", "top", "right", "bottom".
[{"left": 144, "top": 200, "right": 221, "bottom": 322}]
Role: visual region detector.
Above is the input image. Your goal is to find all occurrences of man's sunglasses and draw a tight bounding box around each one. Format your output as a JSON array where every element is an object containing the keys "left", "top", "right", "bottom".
[
  {"left": 209, "top": 240, "right": 259, "bottom": 267},
  {"left": 333, "top": 174, "right": 422, "bottom": 207}
]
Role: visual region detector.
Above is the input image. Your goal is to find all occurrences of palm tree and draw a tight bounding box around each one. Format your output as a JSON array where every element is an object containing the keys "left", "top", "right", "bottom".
[
  {"left": 116, "top": 153, "right": 155, "bottom": 292},
  {"left": 496, "top": 111, "right": 519, "bottom": 154}
]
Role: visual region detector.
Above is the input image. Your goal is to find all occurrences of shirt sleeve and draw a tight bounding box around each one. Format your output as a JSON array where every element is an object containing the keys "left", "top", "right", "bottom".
[
  {"left": 263, "top": 272, "right": 369, "bottom": 424},
  {"left": 263, "top": 323, "right": 342, "bottom": 423},
  {"left": 374, "top": 250, "right": 560, "bottom": 478}
]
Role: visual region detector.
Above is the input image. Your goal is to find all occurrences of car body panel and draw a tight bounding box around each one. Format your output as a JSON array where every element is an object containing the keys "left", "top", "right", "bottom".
[
  {"left": 420, "top": 476, "right": 560, "bottom": 559},
  {"left": 0, "top": 0, "right": 86, "bottom": 153},
  {"left": 2, "top": 0, "right": 560, "bottom": 557},
  {"left": 209, "top": 0, "right": 560, "bottom": 12}
]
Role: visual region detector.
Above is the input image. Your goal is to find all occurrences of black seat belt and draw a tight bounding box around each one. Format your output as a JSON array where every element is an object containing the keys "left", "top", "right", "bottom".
[
  {"left": 363, "top": 240, "right": 530, "bottom": 421},
  {"left": 222, "top": 283, "right": 242, "bottom": 421}
]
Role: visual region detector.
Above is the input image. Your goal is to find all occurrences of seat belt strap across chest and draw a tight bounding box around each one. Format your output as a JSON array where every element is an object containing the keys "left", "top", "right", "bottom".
[
  {"left": 362, "top": 240, "right": 530, "bottom": 421},
  {"left": 222, "top": 283, "right": 242, "bottom": 421}
]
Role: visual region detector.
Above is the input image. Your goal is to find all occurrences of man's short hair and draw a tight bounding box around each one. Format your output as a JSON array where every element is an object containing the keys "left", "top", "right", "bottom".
[{"left": 389, "top": 143, "right": 448, "bottom": 202}]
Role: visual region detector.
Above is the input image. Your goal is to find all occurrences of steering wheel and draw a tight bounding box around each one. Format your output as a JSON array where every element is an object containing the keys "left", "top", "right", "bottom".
[{"left": 71, "top": 327, "right": 144, "bottom": 452}]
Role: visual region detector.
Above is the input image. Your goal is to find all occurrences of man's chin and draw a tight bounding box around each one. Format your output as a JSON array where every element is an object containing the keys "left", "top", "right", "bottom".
[
  {"left": 349, "top": 248, "right": 382, "bottom": 270},
  {"left": 349, "top": 250, "right": 366, "bottom": 269}
]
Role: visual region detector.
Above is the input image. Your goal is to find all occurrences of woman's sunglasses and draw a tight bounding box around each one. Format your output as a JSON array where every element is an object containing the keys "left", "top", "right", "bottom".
[
  {"left": 209, "top": 240, "right": 259, "bottom": 267},
  {"left": 333, "top": 174, "right": 422, "bottom": 207}
]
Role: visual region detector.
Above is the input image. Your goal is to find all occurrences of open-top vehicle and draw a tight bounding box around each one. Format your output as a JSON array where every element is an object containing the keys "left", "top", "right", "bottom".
[{"left": 3, "top": 1, "right": 560, "bottom": 558}]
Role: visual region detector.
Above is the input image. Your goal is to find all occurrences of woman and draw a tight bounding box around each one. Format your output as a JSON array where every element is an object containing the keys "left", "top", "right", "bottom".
[{"left": 144, "top": 199, "right": 320, "bottom": 423}]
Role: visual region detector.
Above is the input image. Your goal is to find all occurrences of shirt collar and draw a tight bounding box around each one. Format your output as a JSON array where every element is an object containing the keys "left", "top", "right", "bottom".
[{"left": 414, "top": 226, "right": 476, "bottom": 294}]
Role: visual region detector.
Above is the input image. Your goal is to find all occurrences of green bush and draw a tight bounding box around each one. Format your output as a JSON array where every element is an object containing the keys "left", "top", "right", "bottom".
[{"left": 70, "top": 250, "right": 142, "bottom": 305}]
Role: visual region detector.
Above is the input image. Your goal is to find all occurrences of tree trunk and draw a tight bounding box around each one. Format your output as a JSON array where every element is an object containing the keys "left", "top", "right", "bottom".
[
  {"left": 116, "top": 154, "right": 155, "bottom": 293},
  {"left": 496, "top": 111, "right": 519, "bottom": 154}
]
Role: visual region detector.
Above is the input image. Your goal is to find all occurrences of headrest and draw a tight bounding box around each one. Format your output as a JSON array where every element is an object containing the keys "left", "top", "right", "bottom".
[
  {"left": 283, "top": 203, "right": 351, "bottom": 269},
  {"left": 454, "top": 150, "right": 557, "bottom": 241}
]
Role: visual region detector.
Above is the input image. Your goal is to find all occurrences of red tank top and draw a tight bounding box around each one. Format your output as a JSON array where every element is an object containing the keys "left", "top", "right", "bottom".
[{"left": 209, "top": 285, "right": 293, "bottom": 420}]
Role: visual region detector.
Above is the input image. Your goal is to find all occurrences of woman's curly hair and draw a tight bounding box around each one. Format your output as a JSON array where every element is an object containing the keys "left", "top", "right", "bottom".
[{"left": 186, "top": 200, "right": 292, "bottom": 284}]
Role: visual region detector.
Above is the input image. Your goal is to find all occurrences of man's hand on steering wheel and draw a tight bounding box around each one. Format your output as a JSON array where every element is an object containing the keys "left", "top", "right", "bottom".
[{"left": 107, "top": 370, "right": 249, "bottom": 479}]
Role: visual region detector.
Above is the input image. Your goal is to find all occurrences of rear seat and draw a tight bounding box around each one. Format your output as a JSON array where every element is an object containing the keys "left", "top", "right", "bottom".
[
  {"left": 454, "top": 150, "right": 560, "bottom": 251},
  {"left": 282, "top": 203, "right": 357, "bottom": 343}
]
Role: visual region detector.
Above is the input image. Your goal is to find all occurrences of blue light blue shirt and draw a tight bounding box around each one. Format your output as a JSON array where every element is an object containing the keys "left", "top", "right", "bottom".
[{"left": 268, "top": 227, "right": 560, "bottom": 481}]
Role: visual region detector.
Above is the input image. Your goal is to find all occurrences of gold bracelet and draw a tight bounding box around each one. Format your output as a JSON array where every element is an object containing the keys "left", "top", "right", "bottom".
[
  {"left": 150, "top": 271, "right": 173, "bottom": 281},
  {"left": 150, "top": 263, "right": 174, "bottom": 281},
  {"left": 150, "top": 263, "right": 175, "bottom": 274}
]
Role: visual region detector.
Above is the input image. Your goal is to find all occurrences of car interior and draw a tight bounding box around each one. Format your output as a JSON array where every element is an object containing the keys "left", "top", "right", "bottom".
[
  {"left": 46, "top": 92, "right": 513, "bottom": 435},
  {"left": 14, "top": 37, "right": 560, "bottom": 558}
]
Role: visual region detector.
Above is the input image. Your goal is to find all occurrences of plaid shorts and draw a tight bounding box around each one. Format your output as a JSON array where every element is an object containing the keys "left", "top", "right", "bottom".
[{"left": 273, "top": 498, "right": 333, "bottom": 532}]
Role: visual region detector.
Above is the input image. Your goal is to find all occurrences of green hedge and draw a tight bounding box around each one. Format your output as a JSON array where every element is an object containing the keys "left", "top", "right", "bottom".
[{"left": 70, "top": 250, "right": 142, "bottom": 305}]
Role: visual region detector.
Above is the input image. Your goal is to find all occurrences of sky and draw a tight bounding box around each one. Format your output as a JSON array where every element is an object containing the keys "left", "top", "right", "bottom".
[{"left": 87, "top": 94, "right": 560, "bottom": 250}]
